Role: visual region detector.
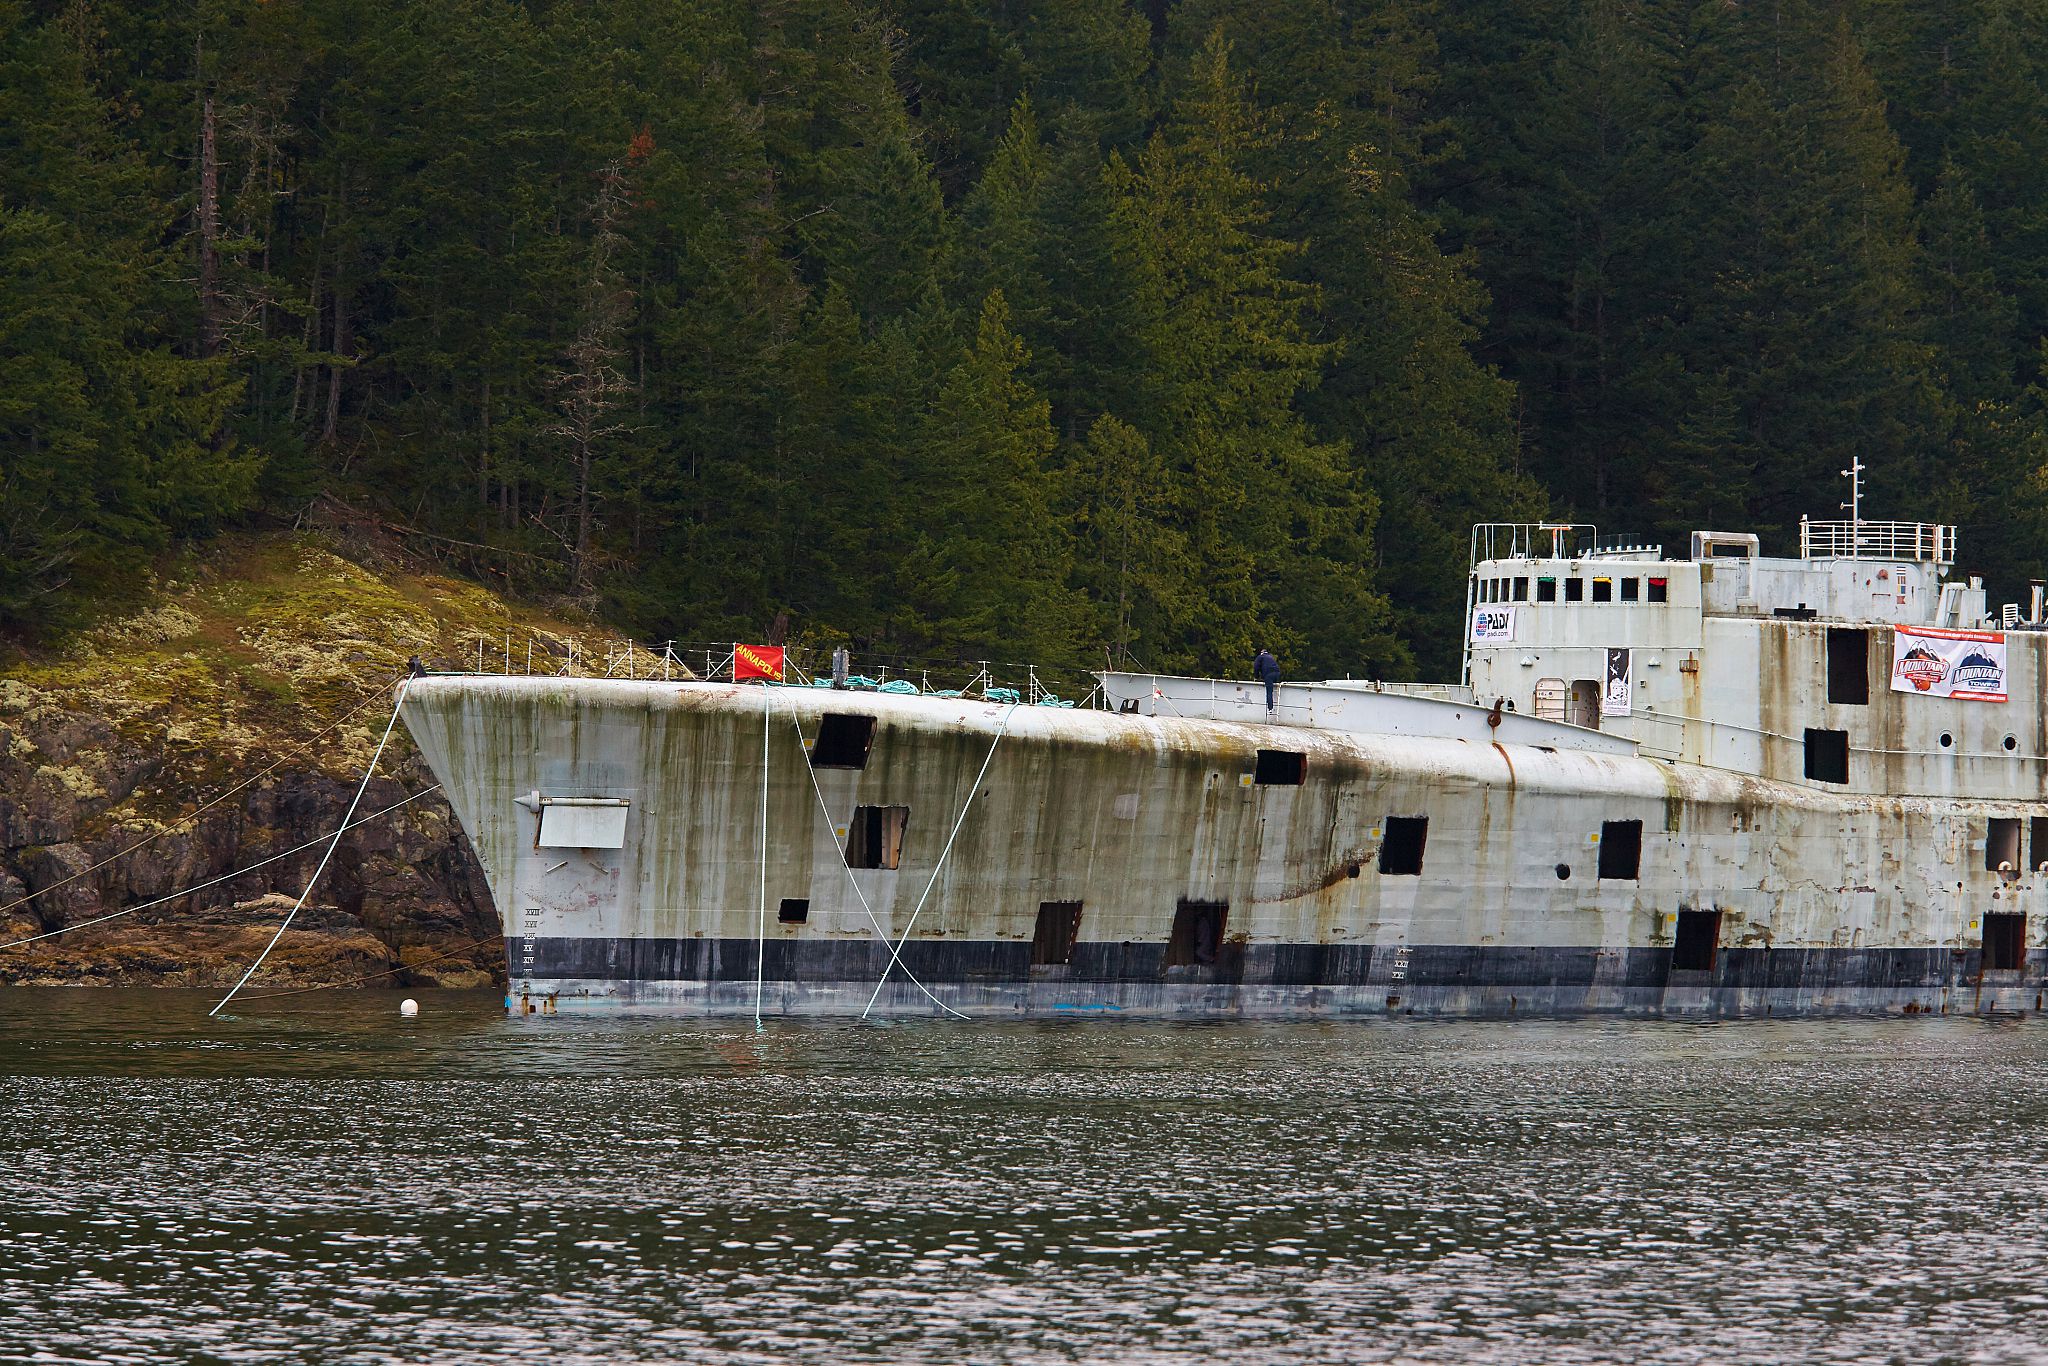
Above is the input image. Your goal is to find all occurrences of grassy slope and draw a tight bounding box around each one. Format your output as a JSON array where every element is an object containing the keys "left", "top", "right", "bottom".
[{"left": 0, "top": 529, "right": 631, "bottom": 987}]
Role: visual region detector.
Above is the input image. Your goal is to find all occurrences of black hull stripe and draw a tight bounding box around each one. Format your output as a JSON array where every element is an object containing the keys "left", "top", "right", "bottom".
[{"left": 508, "top": 937, "right": 2039, "bottom": 992}]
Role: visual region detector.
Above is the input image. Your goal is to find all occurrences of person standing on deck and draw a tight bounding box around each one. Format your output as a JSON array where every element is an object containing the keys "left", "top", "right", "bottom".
[{"left": 1254, "top": 648, "right": 1280, "bottom": 714}]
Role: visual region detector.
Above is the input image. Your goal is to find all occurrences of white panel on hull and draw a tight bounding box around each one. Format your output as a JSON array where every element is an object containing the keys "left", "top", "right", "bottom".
[{"left": 535, "top": 799, "right": 630, "bottom": 849}]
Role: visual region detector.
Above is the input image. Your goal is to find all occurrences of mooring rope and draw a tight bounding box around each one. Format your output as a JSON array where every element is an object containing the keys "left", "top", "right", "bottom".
[
  {"left": 788, "top": 711, "right": 968, "bottom": 1020},
  {"left": 861, "top": 703, "right": 1020, "bottom": 1020},
  {"left": 755, "top": 683, "right": 770, "bottom": 1029},
  {"left": 0, "top": 785, "right": 443, "bottom": 950},
  {"left": 209, "top": 679, "right": 413, "bottom": 1017},
  {"left": 0, "top": 683, "right": 391, "bottom": 924}
]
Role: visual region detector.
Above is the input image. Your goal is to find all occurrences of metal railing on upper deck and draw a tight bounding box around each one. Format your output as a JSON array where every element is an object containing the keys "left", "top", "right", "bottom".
[
  {"left": 436, "top": 633, "right": 1109, "bottom": 709},
  {"left": 1469, "top": 522, "right": 1599, "bottom": 567},
  {"left": 1798, "top": 518, "right": 1956, "bottom": 566}
]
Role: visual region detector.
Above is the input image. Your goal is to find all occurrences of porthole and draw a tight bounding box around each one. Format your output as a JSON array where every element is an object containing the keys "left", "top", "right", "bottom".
[
  {"left": 1939, "top": 732, "right": 1954, "bottom": 749},
  {"left": 2005, "top": 735, "right": 2019, "bottom": 752},
  {"left": 1555, "top": 863, "right": 1572, "bottom": 880}
]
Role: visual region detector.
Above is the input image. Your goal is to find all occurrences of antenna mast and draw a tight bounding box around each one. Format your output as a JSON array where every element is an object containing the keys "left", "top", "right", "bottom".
[{"left": 1840, "top": 458, "right": 1865, "bottom": 556}]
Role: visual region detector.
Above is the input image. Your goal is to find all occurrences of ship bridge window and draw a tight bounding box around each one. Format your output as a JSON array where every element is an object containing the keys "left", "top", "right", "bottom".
[
  {"left": 1672, "top": 908, "right": 1721, "bottom": 971},
  {"left": 1621, "top": 578, "right": 1640, "bottom": 602},
  {"left": 1988, "top": 818, "right": 2022, "bottom": 874},
  {"left": 1592, "top": 577, "right": 1613, "bottom": 603},
  {"left": 1033, "top": 901, "right": 1084, "bottom": 966},
  {"left": 1254, "top": 749, "right": 1307, "bottom": 785},
  {"left": 1565, "top": 578, "right": 1585, "bottom": 603},
  {"left": 1598, "top": 820, "right": 1643, "bottom": 879},
  {"left": 1537, "top": 578, "right": 1558, "bottom": 603},
  {"left": 1984, "top": 912, "right": 2026, "bottom": 970},
  {"left": 1513, "top": 576, "right": 1529, "bottom": 601},
  {"left": 1378, "top": 816, "right": 1429, "bottom": 876},
  {"left": 1827, "top": 629, "right": 1870, "bottom": 705},
  {"left": 1804, "top": 728, "right": 1850, "bottom": 785},
  {"left": 1166, "top": 898, "right": 1228, "bottom": 967},
  {"left": 1648, "top": 577, "right": 1668, "bottom": 603},
  {"left": 812, "top": 713, "right": 877, "bottom": 768},
  {"left": 846, "top": 805, "right": 909, "bottom": 869}
]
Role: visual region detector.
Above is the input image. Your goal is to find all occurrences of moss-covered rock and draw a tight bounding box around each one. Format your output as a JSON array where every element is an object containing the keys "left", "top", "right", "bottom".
[{"left": 0, "top": 529, "right": 635, "bottom": 990}]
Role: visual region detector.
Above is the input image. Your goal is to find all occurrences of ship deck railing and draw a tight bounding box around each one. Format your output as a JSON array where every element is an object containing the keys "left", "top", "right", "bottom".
[
  {"left": 1798, "top": 518, "right": 1956, "bottom": 565},
  {"left": 432, "top": 633, "right": 1111, "bottom": 710}
]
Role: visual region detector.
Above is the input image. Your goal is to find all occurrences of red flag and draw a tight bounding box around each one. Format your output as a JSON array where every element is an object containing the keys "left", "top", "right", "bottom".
[{"left": 734, "top": 643, "right": 784, "bottom": 682}]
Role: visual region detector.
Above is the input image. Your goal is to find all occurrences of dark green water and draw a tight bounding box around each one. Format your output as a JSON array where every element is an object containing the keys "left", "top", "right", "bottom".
[{"left": 3, "top": 991, "right": 2046, "bottom": 1363}]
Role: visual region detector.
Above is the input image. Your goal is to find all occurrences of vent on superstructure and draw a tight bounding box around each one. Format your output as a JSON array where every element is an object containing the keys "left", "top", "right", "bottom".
[
  {"left": 1378, "top": 817, "right": 1429, "bottom": 876},
  {"left": 1984, "top": 912, "right": 2026, "bottom": 971},
  {"left": 1032, "top": 901, "right": 1083, "bottom": 967},
  {"left": 1254, "top": 749, "right": 1307, "bottom": 786},
  {"left": 1672, "top": 909, "right": 1721, "bottom": 972},
  {"left": 811, "top": 713, "right": 877, "bottom": 769},
  {"left": 1598, "top": 820, "right": 1643, "bottom": 880},
  {"left": 846, "top": 805, "right": 909, "bottom": 870},
  {"left": 1166, "top": 899, "right": 1228, "bottom": 967}
]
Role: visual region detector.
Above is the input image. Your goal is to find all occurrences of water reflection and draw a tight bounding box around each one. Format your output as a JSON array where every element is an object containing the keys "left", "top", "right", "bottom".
[{"left": 2, "top": 990, "right": 2045, "bottom": 1362}]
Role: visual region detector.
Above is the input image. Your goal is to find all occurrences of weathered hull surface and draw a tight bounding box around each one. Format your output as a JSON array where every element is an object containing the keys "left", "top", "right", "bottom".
[{"left": 398, "top": 676, "right": 2048, "bottom": 1019}]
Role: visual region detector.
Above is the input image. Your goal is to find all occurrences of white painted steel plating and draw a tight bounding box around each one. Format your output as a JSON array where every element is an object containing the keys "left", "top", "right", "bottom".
[{"left": 397, "top": 515, "right": 2048, "bottom": 1020}]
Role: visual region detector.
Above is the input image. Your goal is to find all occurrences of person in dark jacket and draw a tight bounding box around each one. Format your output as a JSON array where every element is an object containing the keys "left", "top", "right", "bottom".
[{"left": 1253, "top": 648, "right": 1280, "bottom": 712}]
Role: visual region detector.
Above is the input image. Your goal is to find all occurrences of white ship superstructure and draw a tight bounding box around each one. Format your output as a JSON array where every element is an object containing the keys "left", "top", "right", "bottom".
[{"left": 399, "top": 506, "right": 2048, "bottom": 1017}]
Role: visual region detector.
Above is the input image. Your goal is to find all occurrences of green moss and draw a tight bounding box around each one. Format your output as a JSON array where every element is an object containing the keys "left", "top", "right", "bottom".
[{"left": 0, "top": 529, "right": 627, "bottom": 781}]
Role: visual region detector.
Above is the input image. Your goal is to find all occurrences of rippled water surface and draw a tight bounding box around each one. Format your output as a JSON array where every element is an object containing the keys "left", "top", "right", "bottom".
[{"left": 4, "top": 992, "right": 2048, "bottom": 1363}]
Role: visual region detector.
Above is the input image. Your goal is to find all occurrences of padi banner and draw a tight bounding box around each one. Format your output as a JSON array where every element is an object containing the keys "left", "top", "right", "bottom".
[
  {"left": 1602, "top": 647, "right": 1632, "bottom": 716},
  {"left": 1890, "top": 626, "right": 2007, "bottom": 702},
  {"left": 1470, "top": 605, "right": 1516, "bottom": 643}
]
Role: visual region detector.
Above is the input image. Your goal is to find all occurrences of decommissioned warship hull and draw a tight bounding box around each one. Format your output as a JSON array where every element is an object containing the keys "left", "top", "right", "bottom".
[{"left": 398, "top": 675, "right": 2047, "bottom": 1018}]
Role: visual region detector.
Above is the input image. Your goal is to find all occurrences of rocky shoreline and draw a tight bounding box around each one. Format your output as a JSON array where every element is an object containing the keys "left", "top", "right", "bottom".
[{"left": 0, "top": 531, "right": 628, "bottom": 992}]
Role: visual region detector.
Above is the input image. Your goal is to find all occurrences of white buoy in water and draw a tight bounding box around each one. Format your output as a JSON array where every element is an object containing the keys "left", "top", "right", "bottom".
[{"left": 399, "top": 998, "right": 420, "bottom": 1017}]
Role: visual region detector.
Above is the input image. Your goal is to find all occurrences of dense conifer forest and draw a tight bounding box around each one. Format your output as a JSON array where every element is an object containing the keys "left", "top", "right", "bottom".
[{"left": 5, "top": 0, "right": 2047, "bottom": 680}]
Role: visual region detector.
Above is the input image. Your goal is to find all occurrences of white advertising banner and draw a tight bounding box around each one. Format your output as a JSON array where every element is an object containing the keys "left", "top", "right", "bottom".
[
  {"left": 1602, "top": 647, "right": 1632, "bottom": 716},
  {"left": 1470, "top": 605, "right": 1516, "bottom": 643},
  {"left": 1890, "top": 626, "right": 2008, "bottom": 702}
]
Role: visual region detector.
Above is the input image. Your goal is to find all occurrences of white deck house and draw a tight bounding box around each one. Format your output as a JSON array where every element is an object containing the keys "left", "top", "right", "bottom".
[{"left": 1459, "top": 516, "right": 2048, "bottom": 807}]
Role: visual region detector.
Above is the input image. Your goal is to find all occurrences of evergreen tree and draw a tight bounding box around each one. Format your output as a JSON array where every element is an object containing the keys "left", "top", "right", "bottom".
[
  {"left": 0, "top": 2, "right": 250, "bottom": 629},
  {"left": 896, "top": 291, "right": 1083, "bottom": 661},
  {"left": 1105, "top": 32, "right": 1386, "bottom": 674}
]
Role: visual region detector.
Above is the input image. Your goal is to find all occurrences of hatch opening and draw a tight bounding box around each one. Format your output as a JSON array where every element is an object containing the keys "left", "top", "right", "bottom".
[
  {"left": 1599, "top": 820, "right": 1643, "bottom": 880},
  {"left": 811, "top": 713, "right": 877, "bottom": 769},
  {"left": 1254, "top": 749, "right": 1307, "bottom": 786},
  {"left": 1803, "top": 729, "right": 1850, "bottom": 785},
  {"left": 1672, "top": 908, "right": 1721, "bottom": 972},
  {"left": 1378, "top": 817, "right": 1429, "bottom": 876},
  {"left": 1988, "top": 818, "right": 2022, "bottom": 874},
  {"left": 1166, "top": 898, "right": 1228, "bottom": 967},
  {"left": 1827, "top": 628, "right": 1870, "bottom": 705},
  {"left": 1985, "top": 912, "right": 2026, "bottom": 970},
  {"left": 778, "top": 898, "right": 810, "bottom": 924},
  {"left": 846, "top": 805, "right": 909, "bottom": 870},
  {"left": 1032, "top": 901, "right": 1083, "bottom": 966}
]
